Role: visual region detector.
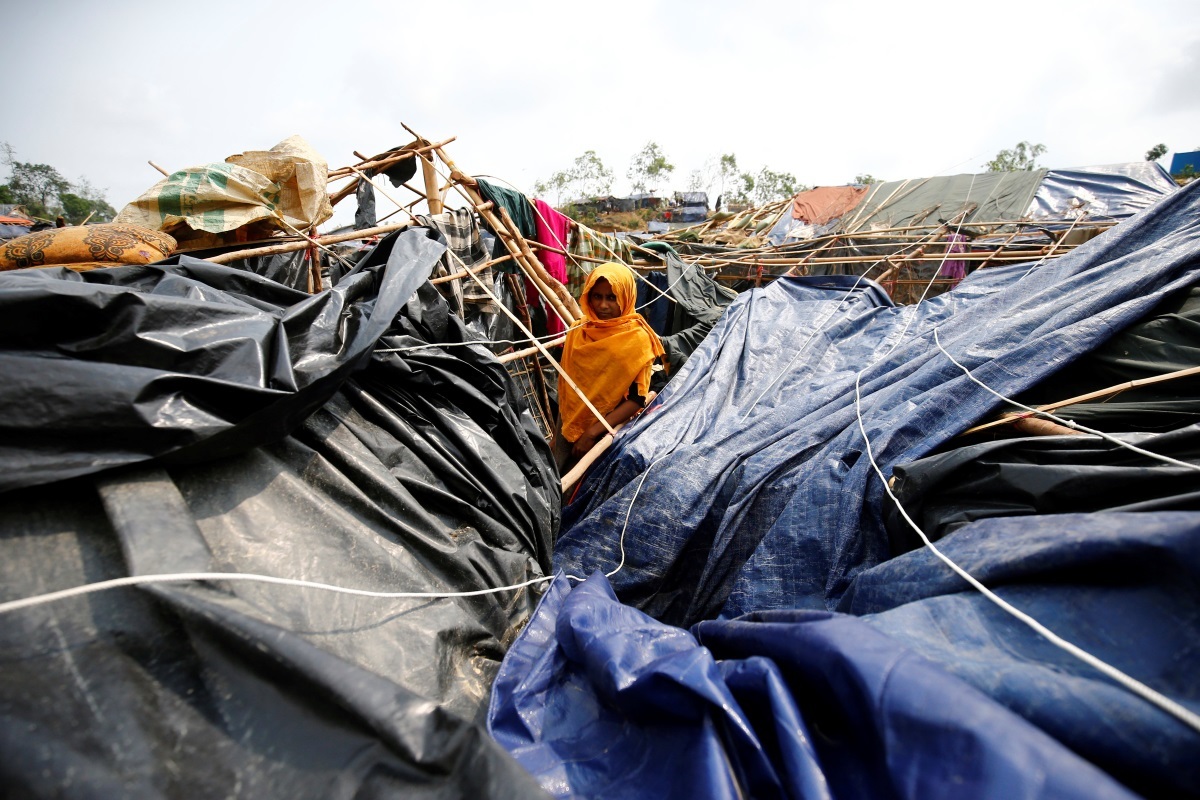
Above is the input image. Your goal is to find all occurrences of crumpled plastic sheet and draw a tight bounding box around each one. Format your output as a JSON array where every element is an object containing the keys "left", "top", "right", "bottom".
[
  {"left": 489, "top": 570, "right": 1144, "bottom": 799},
  {"left": 0, "top": 227, "right": 558, "bottom": 798},
  {"left": 555, "top": 181, "right": 1200, "bottom": 625},
  {"left": 489, "top": 183, "right": 1200, "bottom": 798}
]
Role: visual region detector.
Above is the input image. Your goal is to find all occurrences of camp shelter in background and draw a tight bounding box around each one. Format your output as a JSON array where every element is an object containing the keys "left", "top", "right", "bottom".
[
  {"left": 0, "top": 205, "right": 35, "bottom": 240},
  {"left": 1, "top": 125, "right": 1198, "bottom": 799},
  {"left": 651, "top": 161, "right": 1179, "bottom": 303}
]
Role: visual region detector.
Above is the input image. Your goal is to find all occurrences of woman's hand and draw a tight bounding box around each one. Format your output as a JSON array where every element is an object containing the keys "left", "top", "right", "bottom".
[{"left": 571, "top": 423, "right": 606, "bottom": 458}]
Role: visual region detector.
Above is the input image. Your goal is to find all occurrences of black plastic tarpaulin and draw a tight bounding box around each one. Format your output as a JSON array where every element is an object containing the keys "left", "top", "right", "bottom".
[{"left": 0, "top": 228, "right": 556, "bottom": 798}]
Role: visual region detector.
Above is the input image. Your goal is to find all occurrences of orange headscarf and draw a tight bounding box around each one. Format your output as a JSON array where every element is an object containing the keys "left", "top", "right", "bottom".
[{"left": 559, "top": 263, "right": 666, "bottom": 442}]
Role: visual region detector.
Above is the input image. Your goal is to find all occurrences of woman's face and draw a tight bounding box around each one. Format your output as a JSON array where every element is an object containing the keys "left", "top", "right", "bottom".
[{"left": 588, "top": 278, "right": 621, "bottom": 320}]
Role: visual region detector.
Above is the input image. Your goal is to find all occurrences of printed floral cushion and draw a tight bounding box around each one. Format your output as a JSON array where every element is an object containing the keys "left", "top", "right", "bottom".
[{"left": 0, "top": 224, "right": 176, "bottom": 271}]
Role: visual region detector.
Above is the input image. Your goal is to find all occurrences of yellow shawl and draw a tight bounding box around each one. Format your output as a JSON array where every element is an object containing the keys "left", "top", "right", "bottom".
[{"left": 559, "top": 263, "right": 666, "bottom": 442}]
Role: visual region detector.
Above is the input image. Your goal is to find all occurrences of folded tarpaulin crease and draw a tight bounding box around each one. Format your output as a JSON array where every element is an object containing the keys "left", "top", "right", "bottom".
[
  {"left": 555, "top": 181, "right": 1200, "bottom": 625},
  {"left": 488, "top": 571, "right": 1144, "bottom": 800}
]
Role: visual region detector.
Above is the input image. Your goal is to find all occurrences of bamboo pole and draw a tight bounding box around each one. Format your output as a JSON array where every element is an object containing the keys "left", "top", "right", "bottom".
[
  {"left": 430, "top": 253, "right": 512, "bottom": 285},
  {"left": 149, "top": 160, "right": 170, "bottom": 177},
  {"left": 205, "top": 221, "right": 413, "bottom": 264},
  {"left": 418, "top": 142, "right": 444, "bottom": 215},
  {"left": 435, "top": 225, "right": 614, "bottom": 436},
  {"left": 326, "top": 137, "right": 457, "bottom": 180},
  {"left": 499, "top": 205, "right": 582, "bottom": 319},
  {"left": 398, "top": 125, "right": 576, "bottom": 328},
  {"left": 405, "top": 128, "right": 578, "bottom": 326},
  {"left": 784, "top": 235, "right": 839, "bottom": 277},
  {"left": 959, "top": 364, "right": 1200, "bottom": 436},
  {"left": 697, "top": 248, "right": 1068, "bottom": 269},
  {"left": 389, "top": 126, "right": 618, "bottom": 440},
  {"left": 498, "top": 335, "right": 567, "bottom": 363},
  {"left": 560, "top": 391, "right": 657, "bottom": 493}
]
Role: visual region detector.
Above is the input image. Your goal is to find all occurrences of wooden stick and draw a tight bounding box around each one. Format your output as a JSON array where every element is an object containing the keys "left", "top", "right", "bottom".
[
  {"left": 351, "top": 167, "right": 418, "bottom": 225},
  {"left": 492, "top": 207, "right": 574, "bottom": 324},
  {"left": 959, "top": 364, "right": 1200, "bottom": 436},
  {"left": 497, "top": 335, "right": 567, "bottom": 363},
  {"left": 411, "top": 133, "right": 577, "bottom": 326},
  {"left": 560, "top": 391, "right": 657, "bottom": 493},
  {"left": 419, "top": 141, "right": 444, "bottom": 215},
  {"left": 499, "top": 205, "right": 582, "bottom": 320},
  {"left": 326, "top": 137, "right": 457, "bottom": 180},
  {"left": 1011, "top": 416, "right": 1086, "bottom": 437},
  {"left": 149, "top": 160, "right": 170, "bottom": 177},
  {"left": 429, "top": 254, "right": 512, "bottom": 285},
  {"left": 437, "top": 220, "right": 613, "bottom": 435},
  {"left": 205, "top": 221, "right": 413, "bottom": 264}
]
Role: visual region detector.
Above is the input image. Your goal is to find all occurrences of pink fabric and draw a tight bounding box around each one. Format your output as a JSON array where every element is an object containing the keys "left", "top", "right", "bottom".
[
  {"left": 938, "top": 233, "right": 968, "bottom": 281},
  {"left": 534, "top": 199, "right": 572, "bottom": 335}
]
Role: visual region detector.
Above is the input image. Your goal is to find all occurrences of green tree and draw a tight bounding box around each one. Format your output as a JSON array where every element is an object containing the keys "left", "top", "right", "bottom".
[
  {"left": 533, "top": 169, "right": 573, "bottom": 205},
  {"left": 1145, "top": 143, "right": 1168, "bottom": 162},
  {"left": 730, "top": 171, "right": 755, "bottom": 205},
  {"left": 627, "top": 142, "right": 674, "bottom": 194},
  {"left": 535, "top": 150, "right": 614, "bottom": 204},
  {"left": 571, "top": 150, "right": 614, "bottom": 198},
  {"left": 0, "top": 142, "right": 116, "bottom": 222},
  {"left": 854, "top": 173, "right": 882, "bottom": 185},
  {"left": 985, "top": 141, "right": 1047, "bottom": 172},
  {"left": 749, "top": 167, "right": 803, "bottom": 204},
  {"left": 6, "top": 161, "right": 70, "bottom": 217}
]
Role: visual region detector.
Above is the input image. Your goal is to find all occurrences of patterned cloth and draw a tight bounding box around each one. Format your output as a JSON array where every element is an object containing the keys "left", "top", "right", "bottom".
[
  {"left": 0, "top": 223, "right": 176, "bottom": 271},
  {"left": 567, "top": 223, "right": 635, "bottom": 297},
  {"left": 416, "top": 208, "right": 495, "bottom": 313}
]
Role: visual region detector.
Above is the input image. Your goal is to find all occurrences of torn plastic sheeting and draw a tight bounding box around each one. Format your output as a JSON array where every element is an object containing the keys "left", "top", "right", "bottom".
[
  {"left": 1029, "top": 163, "right": 1179, "bottom": 221},
  {"left": 488, "top": 571, "right": 1139, "bottom": 800},
  {"left": 554, "top": 181, "right": 1200, "bottom": 627},
  {"left": 0, "top": 237, "right": 560, "bottom": 796},
  {"left": 0, "top": 226, "right": 446, "bottom": 493}
]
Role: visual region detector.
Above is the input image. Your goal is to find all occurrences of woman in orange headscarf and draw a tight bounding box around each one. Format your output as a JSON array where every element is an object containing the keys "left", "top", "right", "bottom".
[{"left": 558, "top": 262, "right": 667, "bottom": 462}]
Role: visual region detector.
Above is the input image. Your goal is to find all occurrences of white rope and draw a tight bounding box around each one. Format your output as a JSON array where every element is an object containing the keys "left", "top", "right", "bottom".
[
  {"left": 0, "top": 571, "right": 553, "bottom": 617},
  {"left": 852, "top": 371, "right": 1200, "bottom": 733},
  {"left": 375, "top": 331, "right": 565, "bottom": 355},
  {"left": 845, "top": 254, "right": 1200, "bottom": 733},
  {"left": 932, "top": 328, "right": 1200, "bottom": 473}
]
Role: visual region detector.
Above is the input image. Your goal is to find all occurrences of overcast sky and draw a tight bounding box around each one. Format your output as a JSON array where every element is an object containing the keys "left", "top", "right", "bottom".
[{"left": 5, "top": 0, "right": 1198, "bottom": 230}]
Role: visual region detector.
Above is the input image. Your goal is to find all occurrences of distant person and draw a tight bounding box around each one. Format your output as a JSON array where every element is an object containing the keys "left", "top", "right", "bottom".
[{"left": 556, "top": 262, "right": 667, "bottom": 468}]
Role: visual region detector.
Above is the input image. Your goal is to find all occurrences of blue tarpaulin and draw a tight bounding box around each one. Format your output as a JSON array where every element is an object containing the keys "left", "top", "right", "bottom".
[{"left": 489, "top": 182, "right": 1200, "bottom": 797}]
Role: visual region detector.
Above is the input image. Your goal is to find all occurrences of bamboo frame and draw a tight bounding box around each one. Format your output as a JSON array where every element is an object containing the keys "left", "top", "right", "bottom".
[
  {"left": 960, "top": 365, "right": 1200, "bottom": 436},
  {"left": 205, "top": 221, "right": 414, "bottom": 264}
]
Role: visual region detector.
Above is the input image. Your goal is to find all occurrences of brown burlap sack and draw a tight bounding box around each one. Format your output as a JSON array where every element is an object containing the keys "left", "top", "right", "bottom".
[{"left": 0, "top": 224, "right": 177, "bottom": 272}]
